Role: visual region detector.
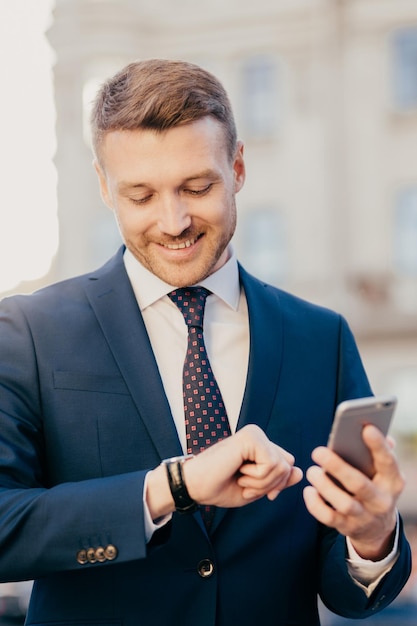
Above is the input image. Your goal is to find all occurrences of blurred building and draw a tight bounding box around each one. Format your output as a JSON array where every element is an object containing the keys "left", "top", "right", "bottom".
[{"left": 46, "top": 0, "right": 417, "bottom": 514}]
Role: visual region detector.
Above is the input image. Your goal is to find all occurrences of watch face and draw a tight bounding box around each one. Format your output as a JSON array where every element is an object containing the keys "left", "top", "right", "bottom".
[
  {"left": 163, "top": 454, "right": 194, "bottom": 464},
  {"left": 164, "top": 456, "right": 185, "bottom": 464}
]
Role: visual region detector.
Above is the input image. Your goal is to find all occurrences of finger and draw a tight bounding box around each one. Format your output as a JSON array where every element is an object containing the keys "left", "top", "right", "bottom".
[
  {"left": 240, "top": 465, "right": 303, "bottom": 500},
  {"left": 267, "top": 466, "right": 303, "bottom": 500},
  {"left": 311, "top": 446, "right": 374, "bottom": 498},
  {"left": 362, "top": 424, "right": 389, "bottom": 456},
  {"left": 238, "top": 426, "right": 296, "bottom": 465},
  {"left": 303, "top": 485, "right": 341, "bottom": 528},
  {"left": 238, "top": 437, "right": 295, "bottom": 480},
  {"left": 238, "top": 454, "right": 291, "bottom": 479},
  {"left": 308, "top": 452, "right": 400, "bottom": 532},
  {"left": 362, "top": 425, "right": 400, "bottom": 480},
  {"left": 238, "top": 465, "right": 291, "bottom": 493},
  {"left": 306, "top": 465, "right": 364, "bottom": 516},
  {"left": 302, "top": 482, "right": 364, "bottom": 534},
  {"left": 362, "top": 427, "right": 406, "bottom": 501},
  {"left": 313, "top": 433, "right": 405, "bottom": 512},
  {"left": 277, "top": 447, "right": 296, "bottom": 466},
  {"left": 287, "top": 466, "right": 303, "bottom": 487}
]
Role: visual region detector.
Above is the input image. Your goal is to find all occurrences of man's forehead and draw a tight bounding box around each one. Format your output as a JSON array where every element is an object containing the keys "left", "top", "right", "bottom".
[
  {"left": 101, "top": 117, "right": 227, "bottom": 153},
  {"left": 99, "top": 120, "right": 230, "bottom": 181}
]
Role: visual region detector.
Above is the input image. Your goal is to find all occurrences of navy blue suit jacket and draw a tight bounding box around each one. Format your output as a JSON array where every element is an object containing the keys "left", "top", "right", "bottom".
[{"left": 0, "top": 248, "right": 411, "bottom": 625}]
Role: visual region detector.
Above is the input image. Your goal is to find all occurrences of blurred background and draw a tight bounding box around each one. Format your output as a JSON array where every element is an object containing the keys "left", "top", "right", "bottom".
[{"left": 0, "top": 0, "right": 416, "bottom": 623}]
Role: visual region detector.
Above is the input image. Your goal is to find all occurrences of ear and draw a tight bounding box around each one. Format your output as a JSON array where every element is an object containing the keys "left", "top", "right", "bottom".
[
  {"left": 233, "top": 141, "right": 246, "bottom": 193},
  {"left": 93, "top": 159, "right": 113, "bottom": 209}
]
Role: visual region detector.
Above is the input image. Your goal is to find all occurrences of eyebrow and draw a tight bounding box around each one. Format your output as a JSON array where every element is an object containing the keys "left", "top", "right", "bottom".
[
  {"left": 182, "top": 169, "right": 219, "bottom": 183},
  {"left": 118, "top": 182, "right": 149, "bottom": 193},
  {"left": 117, "top": 169, "right": 220, "bottom": 193}
]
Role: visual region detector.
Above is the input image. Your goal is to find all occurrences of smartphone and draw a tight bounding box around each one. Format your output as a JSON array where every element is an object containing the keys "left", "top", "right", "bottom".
[{"left": 327, "top": 395, "right": 397, "bottom": 478}]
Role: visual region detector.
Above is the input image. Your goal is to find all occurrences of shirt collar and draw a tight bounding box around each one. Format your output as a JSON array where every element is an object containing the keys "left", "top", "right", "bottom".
[{"left": 123, "top": 246, "right": 241, "bottom": 312}]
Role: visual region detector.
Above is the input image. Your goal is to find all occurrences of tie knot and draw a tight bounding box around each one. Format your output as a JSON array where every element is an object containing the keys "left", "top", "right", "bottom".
[{"left": 169, "top": 287, "right": 211, "bottom": 328}]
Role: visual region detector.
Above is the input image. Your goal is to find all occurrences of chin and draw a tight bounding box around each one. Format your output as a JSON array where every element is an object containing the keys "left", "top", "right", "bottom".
[{"left": 161, "top": 266, "right": 211, "bottom": 288}]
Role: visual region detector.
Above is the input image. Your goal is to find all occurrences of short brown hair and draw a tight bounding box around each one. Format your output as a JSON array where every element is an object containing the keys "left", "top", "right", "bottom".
[{"left": 91, "top": 58, "right": 237, "bottom": 163}]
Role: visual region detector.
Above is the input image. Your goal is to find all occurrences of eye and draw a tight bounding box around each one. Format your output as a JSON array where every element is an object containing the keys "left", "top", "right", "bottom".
[
  {"left": 129, "top": 194, "right": 153, "bottom": 205},
  {"left": 184, "top": 184, "right": 212, "bottom": 196}
]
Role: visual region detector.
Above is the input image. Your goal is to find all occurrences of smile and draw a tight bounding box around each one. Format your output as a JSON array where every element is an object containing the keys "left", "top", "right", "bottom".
[{"left": 162, "top": 236, "right": 199, "bottom": 250}]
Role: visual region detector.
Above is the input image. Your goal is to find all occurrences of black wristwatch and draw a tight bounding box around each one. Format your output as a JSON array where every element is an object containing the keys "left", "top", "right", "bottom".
[{"left": 162, "top": 455, "right": 199, "bottom": 514}]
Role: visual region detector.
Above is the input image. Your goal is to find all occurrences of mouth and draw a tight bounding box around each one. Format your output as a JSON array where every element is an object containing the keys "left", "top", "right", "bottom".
[{"left": 161, "top": 235, "right": 202, "bottom": 250}]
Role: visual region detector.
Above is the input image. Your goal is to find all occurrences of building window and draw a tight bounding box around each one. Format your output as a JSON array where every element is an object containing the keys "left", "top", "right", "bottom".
[
  {"left": 239, "top": 208, "right": 287, "bottom": 286},
  {"left": 394, "top": 187, "right": 417, "bottom": 275},
  {"left": 392, "top": 27, "right": 417, "bottom": 110},
  {"left": 240, "top": 56, "right": 280, "bottom": 138}
]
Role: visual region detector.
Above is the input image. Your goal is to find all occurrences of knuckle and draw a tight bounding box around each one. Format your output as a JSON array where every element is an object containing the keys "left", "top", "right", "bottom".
[
  {"left": 340, "top": 496, "right": 361, "bottom": 516},
  {"left": 367, "top": 494, "right": 393, "bottom": 518},
  {"left": 395, "top": 471, "right": 406, "bottom": 494},
  {"left": 393, "top": 482, "right": 404, "bottom": 500},
  {"left": 350, "top": 473, "right": 371, "bottom": 498}
]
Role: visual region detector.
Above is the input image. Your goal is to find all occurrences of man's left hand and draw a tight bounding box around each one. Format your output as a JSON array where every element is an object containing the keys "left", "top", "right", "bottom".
[{"left": 303, "top": 424, "right": 405, "bottom": 561}]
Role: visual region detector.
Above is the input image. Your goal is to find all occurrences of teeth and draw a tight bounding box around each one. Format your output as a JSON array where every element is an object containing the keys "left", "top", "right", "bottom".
[{"left": 164, "top": 238, "right": 197, "bottom": 250}]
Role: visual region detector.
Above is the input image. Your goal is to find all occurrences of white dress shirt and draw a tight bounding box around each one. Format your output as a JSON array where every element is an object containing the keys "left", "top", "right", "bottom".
[
  {"left": 123, "top": 246, "right": 398, "bottom": 595},
  {"left": 124, "top": 246, "right": 249, "bottom": 450}
]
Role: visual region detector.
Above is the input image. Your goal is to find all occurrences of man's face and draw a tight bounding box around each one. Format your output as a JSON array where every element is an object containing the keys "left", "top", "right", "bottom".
[{"left": 95, "top": 117, "right": 245, "bottom": 287}]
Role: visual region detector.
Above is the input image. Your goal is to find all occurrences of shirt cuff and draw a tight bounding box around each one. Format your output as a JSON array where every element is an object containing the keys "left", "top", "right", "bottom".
[
  {"left": 143, "top": 472, "right": 172, "bottom": 543},
  {"left": 346, "top": 511, "right": 400, "bottom": 597}
]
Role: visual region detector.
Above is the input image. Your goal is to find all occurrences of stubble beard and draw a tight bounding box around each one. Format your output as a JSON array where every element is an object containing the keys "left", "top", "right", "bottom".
[{"left": 128, "top": 210, "right": 237, "bottom": 287}]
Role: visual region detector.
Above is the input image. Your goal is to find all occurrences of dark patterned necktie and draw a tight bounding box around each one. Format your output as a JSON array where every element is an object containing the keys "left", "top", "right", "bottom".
[{"left": 169, "top": 287, "right": 231, "bottom": 530}]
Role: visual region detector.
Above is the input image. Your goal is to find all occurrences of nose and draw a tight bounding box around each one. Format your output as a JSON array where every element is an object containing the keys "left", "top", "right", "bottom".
[{"left": 157, "top": 195, "right": 192, "bottom": 236}]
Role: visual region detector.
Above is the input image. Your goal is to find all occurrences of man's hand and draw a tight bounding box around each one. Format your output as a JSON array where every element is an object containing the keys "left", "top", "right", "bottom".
[
  {"left": 303, "top": 424, "right": 405, "bottom": 560},
  {"left": 185, "top": 424, "right": 303, "bottom": 507},
  {"left": 147, "top": 424, "right": 303, "bottom": 521}
]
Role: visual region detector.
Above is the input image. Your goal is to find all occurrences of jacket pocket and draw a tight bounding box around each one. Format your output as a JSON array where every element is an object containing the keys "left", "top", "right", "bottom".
[{"left": 53, "top": 370, "right": 129, "bottom": 395}]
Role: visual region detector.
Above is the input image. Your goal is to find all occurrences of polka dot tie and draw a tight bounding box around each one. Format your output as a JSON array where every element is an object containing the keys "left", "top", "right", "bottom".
[{"left": 169, "top": 287, "right": 231, "bottom": 530}]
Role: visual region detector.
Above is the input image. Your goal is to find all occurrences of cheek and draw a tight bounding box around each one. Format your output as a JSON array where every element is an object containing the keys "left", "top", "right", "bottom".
[
  {"left": 220, "top": 196, "right": 237, "bottom": 227},
  {"left": 208, "top": 192, "right": 235, "bottom": 223},
  {"left": 113, "top": 204, "right": 149, "bottom": 236}
]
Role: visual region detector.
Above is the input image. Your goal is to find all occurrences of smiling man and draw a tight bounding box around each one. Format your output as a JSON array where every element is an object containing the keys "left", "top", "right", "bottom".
[
  {"left": 0, "top": 59, "right": 411, "bottom": 626},
  {"left": 94, "top": 116, "right": 244, "bottom": 287}
]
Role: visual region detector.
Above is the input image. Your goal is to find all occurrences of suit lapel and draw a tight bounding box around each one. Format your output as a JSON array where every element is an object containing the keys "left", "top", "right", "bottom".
[
  {"left": 237, "top": 265, "right": 284, "bottom": 433},
  {"left": 83, "top": 248, "right": 182, "bottom": 461},
  {"left": 211, "top": 266, "right": 284, "bottom": 534}
]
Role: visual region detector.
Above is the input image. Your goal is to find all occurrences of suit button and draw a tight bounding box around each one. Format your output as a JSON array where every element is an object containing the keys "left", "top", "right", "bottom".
[
  {"left": 76, "top": 549, "right": 88, "bottom": 565},
  {"left": 104, "top": 544, "right": 118, "bottom": 561},
  {"left": 197, "top": 559, "right": 214, "bottom": 578},
  {"left": 87, "top": 548, "right": 97, "bottom": 563},
  {"left": 95, "top": 546, "right": 106, "bottom": 562}
]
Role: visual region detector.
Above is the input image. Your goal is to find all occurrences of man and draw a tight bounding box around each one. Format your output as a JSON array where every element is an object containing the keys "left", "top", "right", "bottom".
[{"left": 0, "top": 59, "right": 411, "bottom": 625}]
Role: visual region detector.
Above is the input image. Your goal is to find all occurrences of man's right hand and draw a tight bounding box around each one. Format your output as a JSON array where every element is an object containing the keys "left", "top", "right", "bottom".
[{"left": 146, "top": 424, "right": 303, "bottom": 521}]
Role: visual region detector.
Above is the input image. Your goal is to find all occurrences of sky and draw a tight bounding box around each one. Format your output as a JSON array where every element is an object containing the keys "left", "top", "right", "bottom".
[{"left": 0, "top": 0, "right": 57, "bottom": 293}]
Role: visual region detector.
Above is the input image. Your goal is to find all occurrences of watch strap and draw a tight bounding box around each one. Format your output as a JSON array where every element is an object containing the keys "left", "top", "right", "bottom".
[{"left": 163, "top": 455, "right": 199, "bottom": 514}]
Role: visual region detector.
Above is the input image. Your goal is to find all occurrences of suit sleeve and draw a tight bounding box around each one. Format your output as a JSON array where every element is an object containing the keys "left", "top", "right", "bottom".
[
  {"left": 0, "top": 296, "right": 150, "bottom": 582},
  {"left": 318, "top": 317, "right": 412, "bottom": 618}
]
